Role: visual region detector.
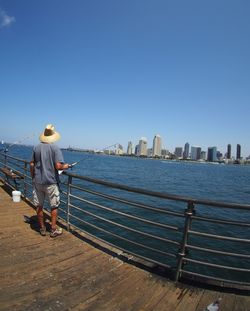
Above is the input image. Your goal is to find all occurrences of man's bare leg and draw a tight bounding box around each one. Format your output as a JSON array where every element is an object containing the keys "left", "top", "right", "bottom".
[
  {"left": 51, "top": 207, "right": 58, "bottom": 231},
  {"left": 37, "top": 206, "right": 45, "bottom": 229},
  {"left": 50, "top": 207, "right": 62, "bottom": 237}
]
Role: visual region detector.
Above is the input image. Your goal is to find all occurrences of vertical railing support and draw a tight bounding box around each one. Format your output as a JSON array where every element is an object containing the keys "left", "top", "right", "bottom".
[
  {"left": 175, "top": 201, "right": 195, "bottom": 282},
  {"left": 66, "top": 175, "right": 72, "bottom": 232},
  {"left": 23, "top": 162, "right": 27, "bottom": 198},
  {"left": 4, "top": 150, "right": 7, "bottom": 167}
]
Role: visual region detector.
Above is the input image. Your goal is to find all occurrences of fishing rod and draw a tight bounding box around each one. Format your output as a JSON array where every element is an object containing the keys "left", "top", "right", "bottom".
[
  {"left": 74, "top": 142, "right": 121, "bottom": 165},
  {"left": 59, "top": 142, "right": 121, "bottom": 174}
]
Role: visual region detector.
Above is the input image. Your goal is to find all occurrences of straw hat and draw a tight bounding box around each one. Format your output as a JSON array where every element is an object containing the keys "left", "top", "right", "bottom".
[{"left": 39, "top": 124, "right": 61, "bottom": 143}]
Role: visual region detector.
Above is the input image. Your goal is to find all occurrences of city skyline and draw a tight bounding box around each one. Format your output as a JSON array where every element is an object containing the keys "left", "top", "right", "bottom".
[
  {"left": 126, "top": 135, "right": 247, "bottom": 159},
  {"left": 0, "top": 1, "right": 249, "bottom": 157}
]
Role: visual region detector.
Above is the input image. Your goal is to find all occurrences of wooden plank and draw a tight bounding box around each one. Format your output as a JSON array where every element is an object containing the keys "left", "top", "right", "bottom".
[
  {"left": 70, "top": 266, "right": 148, "bottom": 311},
  {"left": 117, "top": 275, "right": 174, "bottom": 311},
  {"left": 11, "top": 256, "right": 133, "bottom": 310},
  {"left": 196, "top": 289, "right": 223, "bottom": 311},
  {"left": 234, "top": 295, "right": 250, "bottom": 311}
]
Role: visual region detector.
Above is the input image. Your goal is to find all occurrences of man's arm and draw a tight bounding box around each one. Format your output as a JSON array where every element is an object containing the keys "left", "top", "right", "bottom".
[{"left": 55, "top": 162, "right": 70, "bottom": 170}]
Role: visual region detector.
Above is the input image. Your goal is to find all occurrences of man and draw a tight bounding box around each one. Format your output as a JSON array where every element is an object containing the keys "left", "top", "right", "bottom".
[{"left": 30, "top": 124, "right": 74, "bottom": 237}]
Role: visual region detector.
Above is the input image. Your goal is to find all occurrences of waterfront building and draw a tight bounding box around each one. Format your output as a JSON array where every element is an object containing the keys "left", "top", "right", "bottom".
[
  {"left": 147, "top": 148, "right": 153, "bottom": 157},
  {"left": 190, "top": 146, "right": 201, "bottom": 160},
  {"left": 236, "top": 144, "right": 241, "bottom": 160},
  {"left": 103, "top": 149, "right": 110, "bottom": 155},
  {"left": 207, "top": 147, "right": 217, "bottom": 162},
  {"left": 127, "top": 141, "right": 133, "bottom": 155},
  {"left": 183, "top": 142, "right": 190, "bottom": 159},
  {"left": 227, "top": 144, "right": 231, "bottom": 159},
  {"left": 115, "top": 144, "right": 123, "bottom": 155},
  {"left": 161, "top": 149, "right": 168, "bottom": 158},
  {"left": 201, "top": 151, "right": 207, "bottom": 160},
  {"left": 135, "top": 144, "right": 139, "bottom": 156},
  {"left": 175, "top": 147, "right": 183, "bottom": 159},
  {"left": 138, "top": 137, "right": 147, "bottom": 156},
  {"left": 217, "top": 151, "right": 223, "bottom": 161},
  {"left": 152, "top": 134, "right": 162, "bottom": 157}
]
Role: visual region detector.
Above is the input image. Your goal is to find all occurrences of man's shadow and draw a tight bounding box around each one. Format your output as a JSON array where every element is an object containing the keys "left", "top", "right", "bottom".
[{"left": 23, "top": 214, "right": 51, "bottom": 233}]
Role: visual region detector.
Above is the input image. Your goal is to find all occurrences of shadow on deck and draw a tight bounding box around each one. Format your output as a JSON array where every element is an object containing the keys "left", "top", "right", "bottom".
[{"left": 0, "top": 184, "right": 249, "bottom": 311}]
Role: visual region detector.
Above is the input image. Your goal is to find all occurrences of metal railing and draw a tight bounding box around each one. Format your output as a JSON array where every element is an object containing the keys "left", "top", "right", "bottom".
[{"left": 1, "top": 152, "right": 250, "bottom": 290}]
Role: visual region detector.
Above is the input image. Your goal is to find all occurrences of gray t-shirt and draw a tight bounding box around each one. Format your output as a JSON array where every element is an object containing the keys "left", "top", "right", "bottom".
[{"left": 31, "top": 143, "right": 64, "bottom": 185}]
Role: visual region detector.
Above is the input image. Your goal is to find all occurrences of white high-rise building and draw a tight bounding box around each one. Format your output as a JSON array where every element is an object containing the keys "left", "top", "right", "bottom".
[
  {"left": 152, "top": 134, "right": 162, "bottom": 157},
  {"left": 139, "top": 137, "right": 147, "bottom": 156}
]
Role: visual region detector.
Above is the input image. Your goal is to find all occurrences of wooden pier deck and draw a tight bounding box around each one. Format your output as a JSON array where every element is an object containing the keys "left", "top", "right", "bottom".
[{"left": 0, "top": 184, "right": 249, "bottom": 311}]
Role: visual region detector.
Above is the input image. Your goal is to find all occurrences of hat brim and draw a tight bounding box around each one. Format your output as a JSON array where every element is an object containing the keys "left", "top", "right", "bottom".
[{"left": 39, "top": 131, "right": 61, "bottom": 143}]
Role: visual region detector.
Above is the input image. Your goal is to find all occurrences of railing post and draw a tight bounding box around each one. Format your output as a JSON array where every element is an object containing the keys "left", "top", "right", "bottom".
[
  {"left": 4, "top": 151, "right": 7, "bottom": 167},
  {"left": 66, "top": 175, "right": 72, "bottom": 232},
  {"left": 175, "top": 201, "right": 194, "bottom": 282},
  {"left": 23, "top": 162, "right": 27, "bottom": 198}
]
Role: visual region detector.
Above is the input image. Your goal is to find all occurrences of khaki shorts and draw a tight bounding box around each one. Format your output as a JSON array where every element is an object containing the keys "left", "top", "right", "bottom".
[{"left": 33, "top": 183, "right": 60, "bottom": 208}]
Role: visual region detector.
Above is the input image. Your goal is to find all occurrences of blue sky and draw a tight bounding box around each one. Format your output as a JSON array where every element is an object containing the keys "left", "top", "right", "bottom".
[{"left": 0, "top": 0, "right": 249, "bottom": 157}]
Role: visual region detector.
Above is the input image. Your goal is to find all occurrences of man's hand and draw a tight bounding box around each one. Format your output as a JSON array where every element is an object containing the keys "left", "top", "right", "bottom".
[
  {"left": 29, "top": 161, "right": 35, "bottom": 178},
  {"left": 68, "top": 162, "right": 78, "bottom": 169}
]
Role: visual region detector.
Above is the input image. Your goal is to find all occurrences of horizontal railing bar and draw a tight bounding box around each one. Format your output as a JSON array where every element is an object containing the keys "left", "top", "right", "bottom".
[
  {"left": 0, "top": 178, "right": 14, "bottom": 190},
  {"left": 185, "top": 258, "right": 250, "bottom": 272},
  {"left": 24, "top": 180, "right": 33, "bottom": 189},
  {"left": 181, "top": 270, "right": 250, "bottom": 287},
  {"left": 192, "top": 215, "right": 250, "bottom": 227},
  {"left": 8, "top": 161, "right": 24, "bottom": 171},
  {"left": 71, "top": 184, "right": 184, "bottom": 218},
  {"left": 0, "top": 153, "right": 28, "bottom": 164},
  {"left": 69, "top": 202, "right": 180, "bottom": 246},
  {"left": 69, "top": 212, "right": 176, "bottom": 259},
  {"left": 189, "top": 230, "right": 250, "bottom": 243},
  {"left": 58, "top": 208, "right": 67, "bottom": 215},
  {"left": 70, "top": 193, "right": 179, "bottom": 231},
  {"left": 187, "top": 244, "right": 250, "bottom": 259},
  {"left": 0, "top": 163, "right": 14, "bottom": 171},
  {"left": 64, "top": 171, "right": 250, "bottom": 210}
]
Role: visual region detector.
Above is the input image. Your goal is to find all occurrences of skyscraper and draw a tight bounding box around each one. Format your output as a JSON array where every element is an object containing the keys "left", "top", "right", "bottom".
[
  {"left": 191, "top": 146, "right": 201, "bottom": 160},
  {"left": 207, "top": 147, "right": 217, "bottom": 162},
  {"left": 175, "top": 147, "right": 183, "bottom": 158},
  {"left": 183, "top": 142, "right": 190, "bottom": 159},
  {"left": 138, "top": 137, "right": 147, "bottom": 156},
  {"left": 201, "top": 151, "right": 207, "bottom": 160},
  {"left": 236, "top": 144, "right": 241, "bottom": 160},
  {"left": 127, "top": 141, "right": 133, "bottom": 155},
  {"left": 152, "top": 134, "right": 162, "bottom": 157},
  {"left": 227, "top": 144, "right": 231, "bottom": 159},
  {"left": 135, "top": 144, "right": 139, "bottom": 156}
]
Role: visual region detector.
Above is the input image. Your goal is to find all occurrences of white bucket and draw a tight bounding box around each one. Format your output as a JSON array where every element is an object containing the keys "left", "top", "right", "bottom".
[{"left": 12, "top": 190, "right": 21, "bottom": 203}]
